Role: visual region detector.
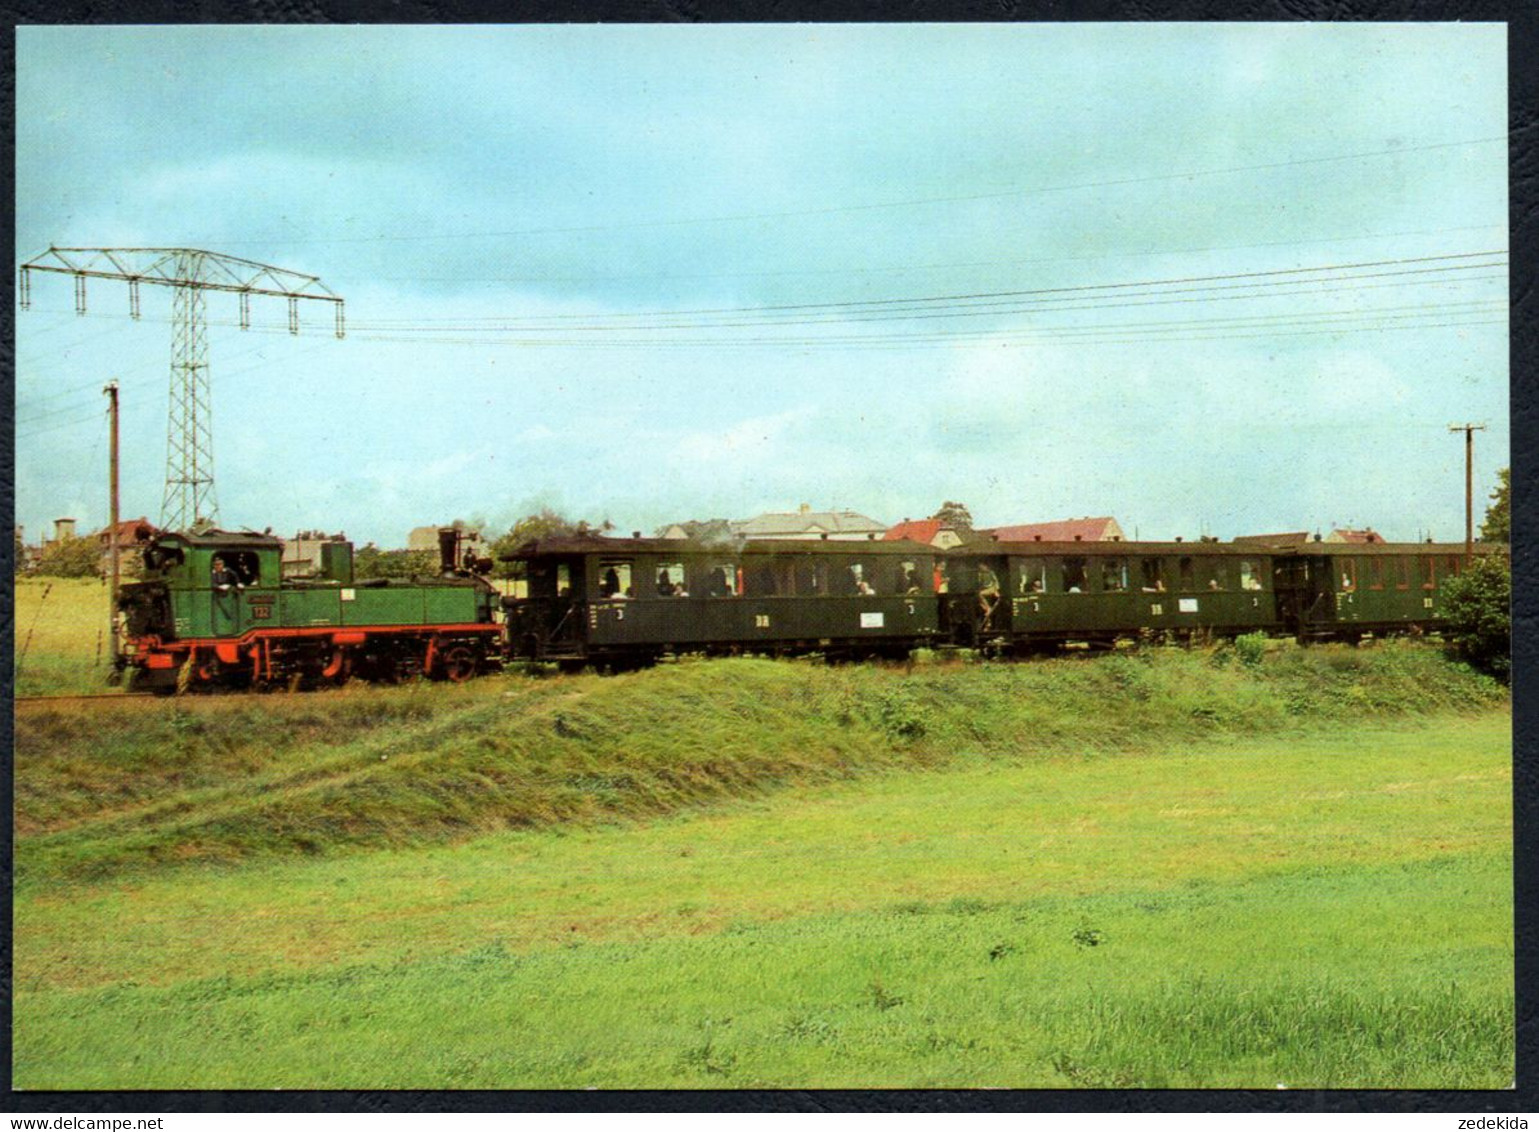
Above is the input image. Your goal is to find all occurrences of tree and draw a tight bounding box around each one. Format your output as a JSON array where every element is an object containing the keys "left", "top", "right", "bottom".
[
  {"left": 1480, "top": 467, "right": 1509, "bottom": 544},
  {"left": 930, "top": 501, "right": 974, "bottom": 530},
  {"left": 490, "top": 510, "right": 611, "bottom": 580},
  {"left": 353, "top": 543, "right": 436, "bottom": 579},
  {"left": 34, "top": 534, "right": 102, "bottom": 578},
  {"left": 1439, "top": 555, "right": 1510, "bottom": 682}
]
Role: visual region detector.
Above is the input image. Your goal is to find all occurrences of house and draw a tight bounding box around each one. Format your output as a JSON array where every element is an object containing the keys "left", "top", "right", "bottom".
[
  {"left": 96, "top": 517, "right": 158, "bottom": 574},
  {"left": 1232, "top": 531, "right": 1313, "bottom": 550},
  {"left": 1234, "top": 528, "right": 1384, "bottom": 548},
  {"left": 282, "top": 529, "right": 350, "bottom": 578},
  {"left": 883, "top": 518, "right": 966, "bottom": 549},
  {"left": 658, "top": 518, "right": 737, "bottom": 542},
  {"left": 406, "top": 523, "right": 489, "bottom": 558},
  {"left": 406, "top": 526, "right": 489, "bottom": 569},
  {"left": 15, "top": 527, "right": 37, "bottom": 571},
  {"left": 47, "top": 517, "right": 78, "bottom": 548},
  {"left": 984, "top": 516, "right": 1126, "bottom": 543},
  {"left": 734, "top": 504, "right": 887, "bottom": 541},
  {"left": 1325, "top": 528, "right": 1384, "bottom": 544}
]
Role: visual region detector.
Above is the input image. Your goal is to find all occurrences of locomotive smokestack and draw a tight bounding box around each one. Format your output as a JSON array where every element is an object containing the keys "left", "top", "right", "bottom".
[{"left": 437, "top": 526, "right": 459, "bottom": 576}]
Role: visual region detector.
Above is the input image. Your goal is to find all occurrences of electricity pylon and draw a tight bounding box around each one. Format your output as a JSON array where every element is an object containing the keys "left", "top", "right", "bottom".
[{"left": 20, "top": 247, "right": 344, "bottom": 531}]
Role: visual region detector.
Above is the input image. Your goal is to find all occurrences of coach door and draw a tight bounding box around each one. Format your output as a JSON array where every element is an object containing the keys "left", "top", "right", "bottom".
[{"left": 1271, "top": 556, "right": 1308, "bottom": 635}]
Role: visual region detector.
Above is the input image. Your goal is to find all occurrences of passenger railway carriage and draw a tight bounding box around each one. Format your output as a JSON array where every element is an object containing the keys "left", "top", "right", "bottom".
[
  {"left": 941, "top": 540, "right": 1283, "bottom": 652},
  {"left": 1277, "top": 540, "right": 1485, "bottom": 642},
  {"left": 502, "top": 535, "right": 943, "bottom": 668}
]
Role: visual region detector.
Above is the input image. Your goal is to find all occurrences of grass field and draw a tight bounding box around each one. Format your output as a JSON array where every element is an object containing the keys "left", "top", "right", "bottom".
[
  {"left": 13, "top": 577, "right": 121, "bottom": 696},
  {"left": 11, "top": 581, "right": 1514, "bottom": 1088},
  {"left": 12, "top": 636, "right": 1513, "bottom": 1089}
]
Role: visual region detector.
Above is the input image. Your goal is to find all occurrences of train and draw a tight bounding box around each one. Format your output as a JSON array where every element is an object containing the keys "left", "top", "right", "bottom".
[{"left": 114, "top": 522, "right": 1501, "bottom": 691}]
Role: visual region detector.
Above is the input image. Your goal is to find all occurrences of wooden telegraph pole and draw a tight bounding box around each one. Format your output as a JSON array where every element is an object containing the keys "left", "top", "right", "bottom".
[
  {"left": 1449, "top": 422, "right": 1487, "bottom": 566},
  {"left": 105, "top": 380, "right": 121, "bottom": 671}
]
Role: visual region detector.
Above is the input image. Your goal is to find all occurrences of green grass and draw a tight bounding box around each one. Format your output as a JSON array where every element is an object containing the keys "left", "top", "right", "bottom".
[
  {"left": 14, "top": 644, "right": 1507, "bottom": 882},
  {"left": 13, "top": 855, "right": 1512, "bottom": 1089},
  {"left": 13, "top": 708, "right": 1512, "bottom": 1089},
  {"left": 13, "top": 577, "right": 122, "bottom": 696}
]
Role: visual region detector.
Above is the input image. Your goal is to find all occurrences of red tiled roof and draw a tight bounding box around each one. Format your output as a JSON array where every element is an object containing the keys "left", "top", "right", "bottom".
[
  {"left": 883, "top": 519, "right": 944, "bottom": 543},
  {"left": 97, "top": 517, "right": 156, "bottom": 543},
  {"left": 987, "top": 517, "right": 1119, "bottom": 543},
  {"left": 1233, "top": 531, "right": 1310, "bottom": 548}
]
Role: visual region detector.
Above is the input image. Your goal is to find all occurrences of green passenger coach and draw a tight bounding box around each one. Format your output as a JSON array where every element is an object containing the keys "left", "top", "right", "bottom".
[
  {"left": 943, "top": 540, "right": 1282, "bottom": 652},
  {"left": 501, "top": 534, "right": 942, "bottom": 668},
  {"left": 1278, "top": 540, "right": 1504, "bottom": 642}
]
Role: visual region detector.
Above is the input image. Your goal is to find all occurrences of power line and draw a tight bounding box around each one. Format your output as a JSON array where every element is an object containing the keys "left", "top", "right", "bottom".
[
  {"left": 353, "top": 251, "right": 1507, "bottom": 329},
  {"left": 348, "top": 313, "right": 1507, "bottom": 354},
  {"left": 348, "top": 296, "right": 1506, "bottom": 349},
  {"left": 347, "top": 269, "right": 1508, "bottom": 342}
]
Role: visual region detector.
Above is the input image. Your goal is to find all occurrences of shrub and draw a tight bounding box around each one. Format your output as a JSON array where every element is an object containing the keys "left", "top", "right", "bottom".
[
  {"left": 1439, "top": 557, "right": 1510, "bottom": 682},
  {"left": 1235, "top": 632, "right": 1268, "bottom": 668},
  {"left": 33, "top": 535, "right": 102, "bottom": 578}
]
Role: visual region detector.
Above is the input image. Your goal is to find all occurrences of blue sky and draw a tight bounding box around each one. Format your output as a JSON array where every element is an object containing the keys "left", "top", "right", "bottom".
[{"left": 15, "top": 23, "right": 1509, "bottom": 547}]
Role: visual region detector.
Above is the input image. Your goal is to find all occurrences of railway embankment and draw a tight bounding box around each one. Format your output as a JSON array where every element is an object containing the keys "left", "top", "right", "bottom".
[{"left": 14, "top": 640, "right": 1507, "bottom": 884}]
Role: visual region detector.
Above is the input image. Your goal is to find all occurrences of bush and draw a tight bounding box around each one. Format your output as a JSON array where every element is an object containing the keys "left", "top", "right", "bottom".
[
  {"left": 1235, "top": 632, "right": 1268, "bottom": 668},
  {"left": 1439, "top": 557, "right": 1510, "bottom": 682},
  {"left": 33, "top": 535, "right": 102, "bottom": 578},
  {"left": 353, "top": 545, "right": 437, "bottom": 579}
]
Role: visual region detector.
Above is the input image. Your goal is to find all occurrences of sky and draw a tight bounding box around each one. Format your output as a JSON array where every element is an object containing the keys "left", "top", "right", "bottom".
[{"left": 14, "top": 23, "right": 1510, "bottom": 548}]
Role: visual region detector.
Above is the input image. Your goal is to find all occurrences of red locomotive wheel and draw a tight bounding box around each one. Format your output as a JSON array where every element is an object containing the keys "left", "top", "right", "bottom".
[{"left": 442, "top": 645, "right": 478, "bottom": 683}]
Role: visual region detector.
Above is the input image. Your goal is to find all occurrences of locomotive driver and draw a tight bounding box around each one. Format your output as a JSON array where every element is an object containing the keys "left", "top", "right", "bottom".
[{"left": 211, "top": 556, "right": 244, "bottom": 593}]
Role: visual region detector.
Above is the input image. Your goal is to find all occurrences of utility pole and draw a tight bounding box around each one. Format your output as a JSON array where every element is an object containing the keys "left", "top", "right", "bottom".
[
  {"left": 105, "top": 380, "right": 121, "bottom": 672},
  {"left": 20, "top": 247, "right": 344, "bottom": 532},
  {"left": 1449, "top": 422, "right": 1487, "bottom": 566}
]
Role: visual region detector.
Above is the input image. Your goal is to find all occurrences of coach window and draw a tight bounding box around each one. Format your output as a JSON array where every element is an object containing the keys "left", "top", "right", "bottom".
[
  {"left": 1207, "top": 561, "right": 1228, "bottom": 591},
  {"left": 1240, "top": 559, "right": 1264, "bottom": 591},
  {"left": 742, "top": 563, "right": 779, "bottom": 597},
  {"left": 655, "top": 562, "right": 686, "bottom": 596},
  {"left": 1017, "top": 559, "right": 1046, "bottom": 595},
  {"left": 1394, "top": 557, "right": 1410, "bottom": 590},
  {"left": 1339, "top": 559, "right": 1356, "bottom": 592},
  {"left": 1367, "top": 558, "right": 1384, "bottom": 590},
  {"left": 897, "top": 560, "right": 925, "bottom": 595},
  {"left": 1062, "top": 557, "right": 1088, "bottom": 594},
  {"left": 705, "top": 562, "right": 739, "bottom": 597},
  {"left": 1421, "top": 556, "right": 1436, "bottom": 589},
  {"left": 1139, "top": 558, "right": 1166, "bottom": 593},
  {"left": 844, "top": 560, "right": 880, "bottom": 596},
  {"left": 798, "top": 560, "right": 829, "bottom": 595},
  {"left": 1100, "top": 558, "right": 1127, "bottom": 593},
  {"left": 1445, "top": 555, "right": 1461, "bottom": 579},
  {"left": 598, "top": 559, "right": 634, "bottom": 599},
  {"left": 1178, "top": 557, "right": 1195, "bottom": 591},
  {"left": 768, "top": 561, "right": 797, "bottom": 596}
]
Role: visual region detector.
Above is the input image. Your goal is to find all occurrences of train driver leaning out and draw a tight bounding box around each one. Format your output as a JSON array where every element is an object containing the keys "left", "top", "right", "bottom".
[{"left": 211, "top": 556, "right": 244, "bottom": 593}]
